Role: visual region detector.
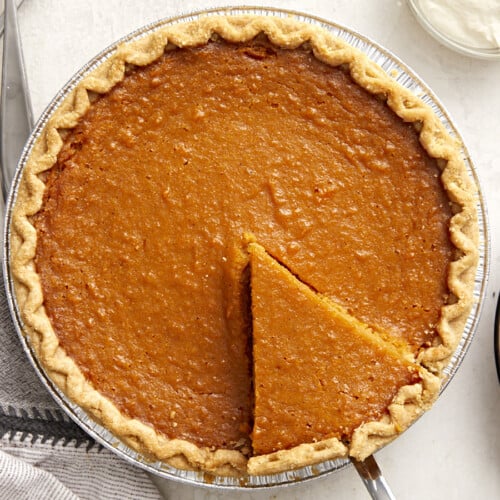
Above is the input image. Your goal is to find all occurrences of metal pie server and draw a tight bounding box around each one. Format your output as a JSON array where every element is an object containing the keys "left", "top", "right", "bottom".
[
  {"left": 353, "top": 456, "right": 396, "bottom": 500},
  {"left": 0, "top": 0, "right": 33, "bottom": 214}
]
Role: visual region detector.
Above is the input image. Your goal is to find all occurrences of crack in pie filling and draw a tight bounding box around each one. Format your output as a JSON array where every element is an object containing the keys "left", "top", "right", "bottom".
[{"left": 11, "top": 16, "right": 478, "bottom": 476}]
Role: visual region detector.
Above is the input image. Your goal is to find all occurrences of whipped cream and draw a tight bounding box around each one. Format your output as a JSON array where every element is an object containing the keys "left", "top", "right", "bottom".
[{"left": 418, "top": 0, "right": 500, "bottom": 49}]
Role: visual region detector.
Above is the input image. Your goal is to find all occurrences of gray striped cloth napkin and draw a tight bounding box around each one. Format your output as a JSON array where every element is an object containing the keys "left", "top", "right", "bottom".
[{"left": 0, "top": 275, "right": 162, "bottom": 499}]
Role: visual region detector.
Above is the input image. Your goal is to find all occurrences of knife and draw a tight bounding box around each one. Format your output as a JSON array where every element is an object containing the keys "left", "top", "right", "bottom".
[
  {"left": 0, "top": 0, "right": 25, "bottom": 38},
  {"left": 352, "top": 456, "right": 397, "bottom": 500},
  {"left": 0, "top": 0, "right": 34, "bottom": 212}
]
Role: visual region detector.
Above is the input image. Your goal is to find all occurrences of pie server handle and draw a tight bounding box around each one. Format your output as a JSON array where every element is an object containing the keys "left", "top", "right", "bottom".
[
  {"left": 0, "top": 0, "right": 33, "bottom": 208},
  {"left": 352, "top": 455, "right": 397, "bottom": 500}
]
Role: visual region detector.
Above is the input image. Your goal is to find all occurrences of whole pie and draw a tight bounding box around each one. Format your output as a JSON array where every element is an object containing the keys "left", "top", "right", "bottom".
[{"left": 10, "top": 15, "right": 478, "bottom": 476}]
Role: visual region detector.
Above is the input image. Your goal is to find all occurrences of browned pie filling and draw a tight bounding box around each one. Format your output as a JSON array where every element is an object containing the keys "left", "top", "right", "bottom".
[{"left": 33, "top": 39, "right": 453, "bottom": 455}]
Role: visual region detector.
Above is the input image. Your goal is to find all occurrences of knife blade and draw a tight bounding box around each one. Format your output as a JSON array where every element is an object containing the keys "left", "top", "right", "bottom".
[
  {"left": 0, "top": 0, "right": 25, "bottom": 38},
  {"left": 352, "top": 456, "right": 397, "bottom": 500},
  {"left": 0, "top": 0, "right": 34, "bottom": 209}
]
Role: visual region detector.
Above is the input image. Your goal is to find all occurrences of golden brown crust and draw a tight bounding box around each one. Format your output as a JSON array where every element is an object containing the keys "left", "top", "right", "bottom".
[
  {"left": 10, "top": 15, "right": 478, "bottom": 476},
  {"left": 248, "top": 438, "right": 348, "bottom": 476}
]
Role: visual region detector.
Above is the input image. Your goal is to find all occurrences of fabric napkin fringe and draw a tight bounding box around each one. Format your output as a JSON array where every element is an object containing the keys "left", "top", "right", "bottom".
[{"left": 0, "top": 405, "right": 101, "bottom": 450}]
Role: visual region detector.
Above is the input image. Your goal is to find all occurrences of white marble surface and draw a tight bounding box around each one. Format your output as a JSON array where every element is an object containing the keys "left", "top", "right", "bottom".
[{"left": 5, "top": 0, "right": 500, "bottom": 498}]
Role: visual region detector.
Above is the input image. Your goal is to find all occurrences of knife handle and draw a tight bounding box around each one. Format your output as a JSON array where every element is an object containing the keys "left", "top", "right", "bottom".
[{"left": 352, "top": 455, "right": 397, "bottom": 500}]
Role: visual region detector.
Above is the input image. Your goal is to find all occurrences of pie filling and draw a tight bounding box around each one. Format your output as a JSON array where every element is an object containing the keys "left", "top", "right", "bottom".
[{"left": 24, "top": 29, "right": 463, "bottom": 471}]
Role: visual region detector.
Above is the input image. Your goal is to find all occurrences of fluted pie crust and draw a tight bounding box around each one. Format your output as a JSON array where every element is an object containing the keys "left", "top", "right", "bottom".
[{"left": 10, "top": 15, "right": 478, "bottom": 476}]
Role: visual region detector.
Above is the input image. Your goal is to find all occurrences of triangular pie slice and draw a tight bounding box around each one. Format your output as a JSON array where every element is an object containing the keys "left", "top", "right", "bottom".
[{"left": 247, "top": 242, "right": 422, "bottom": 473}]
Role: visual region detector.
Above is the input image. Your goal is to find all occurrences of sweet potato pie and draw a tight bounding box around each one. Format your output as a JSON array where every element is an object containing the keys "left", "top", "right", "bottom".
[{"left": 10, "top": 16, "right": 478, "bottom": 476}]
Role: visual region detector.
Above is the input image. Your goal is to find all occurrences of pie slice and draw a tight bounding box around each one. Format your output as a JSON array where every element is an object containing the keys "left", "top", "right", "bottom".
[{"left": 247, "top": 242, "right": 433, "bottom": 474}]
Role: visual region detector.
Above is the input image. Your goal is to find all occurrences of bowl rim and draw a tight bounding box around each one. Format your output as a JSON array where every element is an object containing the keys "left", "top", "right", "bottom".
[{"left": 407, "top": 0, "right": 500, "bottom": 60}]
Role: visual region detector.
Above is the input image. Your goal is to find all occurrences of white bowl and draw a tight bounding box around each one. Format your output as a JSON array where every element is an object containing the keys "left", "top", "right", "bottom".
[{"left": 408, "top": 0, "right": 500, "bottom": 60}]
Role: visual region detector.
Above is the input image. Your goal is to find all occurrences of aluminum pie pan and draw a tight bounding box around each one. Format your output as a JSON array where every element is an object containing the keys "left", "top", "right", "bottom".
[{"left": 2, "top": 5, "right": 490, "bottom": 491}]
